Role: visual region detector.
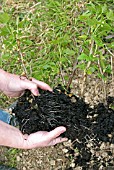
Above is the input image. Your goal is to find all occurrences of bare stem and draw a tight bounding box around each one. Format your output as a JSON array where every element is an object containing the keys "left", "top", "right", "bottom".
[
  {"left": 59, "top": 64, "right": 66, "bottom": 86},
  {"left": 81, "top": 40, "right": 94, "bottom": 96},
  {"left": 97, "top": 55, "right": 107, "bottom": 103},
  {"left": 105, "top": 45, "right": 114, "bottom": 83},
  {"left": 66, "top": 59, "right": 78, "bottom": 90},
  {"left": 17, "top": 39, "right": 28, "bottom": 78}
]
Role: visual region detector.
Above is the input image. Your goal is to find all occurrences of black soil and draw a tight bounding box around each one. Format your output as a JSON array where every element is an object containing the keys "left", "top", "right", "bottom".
[{"left": 13, "top": 86, "right": 114, "bottom": 170}]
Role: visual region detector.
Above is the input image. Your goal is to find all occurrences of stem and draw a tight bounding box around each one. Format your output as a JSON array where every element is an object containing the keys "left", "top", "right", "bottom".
[
  {"left": 58, "top": 45, "right": 66, "bottom": 86},
  {"left": 66, "top": 46, "right": 83, "bottom": 90},
  {"left": 97, "top": 55, "right": 107, "bottom": 104},
  {"left": 16, "top": 39, "right": 28, "bottom": 78},
  {"left": 81, "top": 40, "right": 94, "bottom": 96},
  {"left": 66, "top": 59, "right": 78, "bottom": 90},
  {"left": 105, "top": 45, "right": 114, "bottom": 83}
]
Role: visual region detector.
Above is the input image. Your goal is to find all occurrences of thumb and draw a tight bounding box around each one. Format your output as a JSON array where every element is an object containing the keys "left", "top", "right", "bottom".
[{"left": 47, "top": 126, "right": 66, "bottom": 140}]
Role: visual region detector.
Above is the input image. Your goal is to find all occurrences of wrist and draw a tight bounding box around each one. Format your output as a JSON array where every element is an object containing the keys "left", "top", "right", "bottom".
[{"left": 0, "top": 121, "right": 28, "bottom": 149}]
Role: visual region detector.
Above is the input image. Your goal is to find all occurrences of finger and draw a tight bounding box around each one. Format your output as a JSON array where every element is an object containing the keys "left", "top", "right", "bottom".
[
  {"left": 31, "top": 78, "right": 53, "bottom": 92},
  {"left": 47, "top": 126, "right": 66, "bottom": 141},
  {"left": 23, "top": 134, "right": 29, "bottom": 140},
  {"left": 48, "top": 137, "right": 68, "bottom": 146},
  {"left": 20, "top": 79, "right": 39, "bottom": 96}
]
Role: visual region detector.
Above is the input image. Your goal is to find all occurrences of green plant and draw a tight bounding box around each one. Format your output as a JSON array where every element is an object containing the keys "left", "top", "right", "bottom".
[
  {"left": 5, "top": 148, "right": 20, "bottom": 167},
  {"left": 0, "top": 0, "right": 113, "bottom": 93},
  {"left": 73, "top": 2, "right": 114, "bottom": 97}
]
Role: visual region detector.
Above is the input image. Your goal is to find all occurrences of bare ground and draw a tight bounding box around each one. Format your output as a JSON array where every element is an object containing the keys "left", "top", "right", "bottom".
[{"left": 0, "top": 73, "right": 113, "bottom": 170}]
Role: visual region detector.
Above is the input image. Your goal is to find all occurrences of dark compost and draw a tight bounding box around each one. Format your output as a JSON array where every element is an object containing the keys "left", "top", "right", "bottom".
[{"left": 13, "top": 86, "right": 114, "bottom": 170}]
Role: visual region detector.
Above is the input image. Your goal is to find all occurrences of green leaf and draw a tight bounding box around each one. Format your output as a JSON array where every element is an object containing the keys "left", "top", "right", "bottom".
[
  {"left": 87, "top": 66, "right": 96, "bottom": 74},
  {"left": 64, "top": 48, "right": 75, "bottom": 56},
  {"left": 87, "top": 18, "right": 98, "bottom": 26},
  {"left": 77, "top": 53, "right": 88, "bottom": 61},
  {"left": 87, "top": 3, "right": 96, "bottom": 14},
  {"left": 92, "top": 35, "right": 104, "bottom": 47},
  {"left": 0, "top": 13, "right": 10, "bottom": 23},
  {"left": 76, "top": 63, "right": 86, "bottom": 70},
  {"left": 0, "top": 26, "right": 10, "bottom": 36},
  {"left": 78, "top": 14, "right": 90, "bottom": 21},
  {"left": 1, "top": 53, "right": 10, "bottom": 60},
  {"left": 106, "top": 10, "right": 114, "bottom": 21},
  {"left": 51, "top": 35, "right": 71, "bottom": 45},
  {"left": 101, "top": 23, "right": 111, "bottom": 32},
  {"left": 110, "top": 42, "right": 114, "bottom": 48},
  {"left": 97, "top": 73, "right": 106, "bottom": 80},
  {"left": 102, "top": 4, "right": 108, "bottom": 14},
  {"left": 78, "top": 35, "right": 87, "bottom": 40},
  {"left": 23, "top": 39, "right": 33, "bottom": 45}
]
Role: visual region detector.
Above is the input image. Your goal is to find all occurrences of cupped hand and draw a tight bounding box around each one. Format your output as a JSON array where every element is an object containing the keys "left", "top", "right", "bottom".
[
  {"left": 22, "top": 126, "right": 67, "bottom": 149},
  {"left": 0, "top": 69, "right": 52, "bottom": 97},
  {"left": 0, "top": 121, "right": 67, "bottom": 149}
]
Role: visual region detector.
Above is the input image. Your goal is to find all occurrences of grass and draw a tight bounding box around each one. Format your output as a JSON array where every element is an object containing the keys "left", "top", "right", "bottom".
[
  {"left": 0, "top": 147, "right": 20, "bottom": 168},
  {"left": 1, "top": 0, "right": 113, "bottom": 86},
  {"left": 0, "top": 0, "right": 114, "bottom": 168}
]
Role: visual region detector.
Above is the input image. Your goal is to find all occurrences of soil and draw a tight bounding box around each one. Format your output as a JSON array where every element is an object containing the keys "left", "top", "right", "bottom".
[{"left": 12, "top": 84, "right": 114, "bottom": 170}]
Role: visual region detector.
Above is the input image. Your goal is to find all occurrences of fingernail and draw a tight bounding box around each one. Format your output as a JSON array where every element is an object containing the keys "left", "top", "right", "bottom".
[{"left": 32, "top": 89, "right": 39, "bottom": 96}]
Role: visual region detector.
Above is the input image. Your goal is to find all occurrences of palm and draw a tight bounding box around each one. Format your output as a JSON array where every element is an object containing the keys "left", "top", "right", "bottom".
[{"left": 24, "top": 127, "right": 67, "bottom": 149}]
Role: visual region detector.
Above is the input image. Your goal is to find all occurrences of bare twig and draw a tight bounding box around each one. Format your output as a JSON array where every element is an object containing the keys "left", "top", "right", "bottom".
[
  {"left": 59, "top": 65, "right": 66, "bottom": 86},
  {"left": 66, "top": 46, "right": 83, "bottom": 90},
  {"left": 66, "top": 59, "right": 78, "bottom": 90},
  {"left": 58, "top": 45, "right": 66, "bottom": 86},
  {"left": 105, "top": 45, "right": 114, "bottom": 83},
  {"left": 81, "top": 40, "right": 94, "bottom": 96},
  {"left": 16, "top": 39, "right": 28, "bottom": 78},
  {"left": 97, "top": 55, "right": 107, "bottom": 104},
  {"left": 30, "top": 2, "right": 41, "bottom": 10}
]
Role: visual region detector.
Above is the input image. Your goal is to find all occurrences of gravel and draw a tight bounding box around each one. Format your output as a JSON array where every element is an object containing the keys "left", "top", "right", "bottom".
[{"left": 0, "top": 74, "right": 113, "bottom": 170}]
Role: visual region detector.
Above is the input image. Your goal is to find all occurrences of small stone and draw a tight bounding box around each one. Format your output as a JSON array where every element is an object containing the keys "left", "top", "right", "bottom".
[
  {"left": 110, "top": 144, "right": 114, "bottom": 149},
  {"left": 74, "top": 152, "right": 79, "bottom": 157},
  {"left": 102, "top": 152, "right": 108, "bottom": 158},
  {"left": 100, "top": 142, "right": 106, "bottom": 150},
  {"left": 63, "top": 140, "right": 72, "bottom": 147},
  {"left": 23, "top": 167, "right": 26, "bottom": 170},
  {"left": 107, "top": 134, "right": 112, "bottom": 138},
  {"left": 50, "top": 160, "right": 55, "bottom": 166},
  {"left": 17, "top": 156, "right": 21, "bottom": 162},
  {"left": 62, "top": 148, "right": 69, "bottom": 153},
  {"left": 93, "top": 114, "right": 98, "bottom": 118},
  {"left": 70, "top": 162, "right": 75, "bottom": 168}
]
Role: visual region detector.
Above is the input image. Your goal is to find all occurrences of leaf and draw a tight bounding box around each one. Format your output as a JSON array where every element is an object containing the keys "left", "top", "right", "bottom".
[
  {"left": 78, "top": 35, "right": 87, "bottom": 40},
  {"left": 51, "top": 35, "right": 71, "bottom": 46},
  {"left": 87, "top": 66, "right": 96, "bottom": 75},
  {"left": 87, "top": 18, "right": 98, "bottom": 26},
  {"left": 1, "top": 53, "right": 10, "bottom": 60},
  {"left": 77, "top": 53, "right": 88, "bottom": 61},
  {"left": 76, "top": 63, "right": 86, "bottom": 70},
  {"left": 110, "top": 42, "right": 114, "bottom": 48},
  {"left": 23, "top": 39, "right": 33, "bottom": 45},
  {"left": 102, "top": 4, "right": 107, "bottom": 14},
  {"left": 0, "top": 13, "right": 10, "bottom": 23},
  {"left": 0, "top": 26, "right": 10, "bottom": 36},
  {"left": 64, "top": 48, "right": 75, "bottom": 56},
  {"left": 101, "top": 23, "right": 111, "bottom": 32},
  {"left": 106, "top": 10, "right": 114, "bottom": 21},
  {"left": 92, "top": 35, "right": 104, "bottom": 47},
  {"left": 78, "top": 14, "right": 90, "bottom": 21},
  {"left": 87, "top": 3, "right": 96, "bottom": 14}
]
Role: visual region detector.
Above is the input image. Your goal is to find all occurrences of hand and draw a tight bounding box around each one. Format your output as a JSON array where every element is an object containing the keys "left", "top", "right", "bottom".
[
  {"left": 0, "top": 121, "right": 67, "bottom": 149},
  {"left": 22, "top": 126, "right": 67, "bottom": 149},
  {"left": 0, "top": 69, "right": 52, "bottom": 97}
]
